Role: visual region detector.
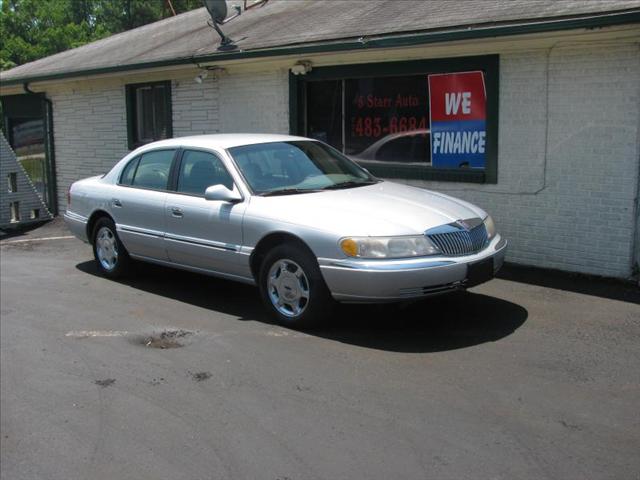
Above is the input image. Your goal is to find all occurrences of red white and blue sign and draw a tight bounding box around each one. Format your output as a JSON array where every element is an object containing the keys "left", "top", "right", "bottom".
[{"left": 428, "top": 71, "right": 487, "bottom": 169}]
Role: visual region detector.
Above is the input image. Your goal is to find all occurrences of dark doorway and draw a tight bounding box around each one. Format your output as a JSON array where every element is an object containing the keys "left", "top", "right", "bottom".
[{"left": 2, "top": 93, "right": 57, "bottom": 214}]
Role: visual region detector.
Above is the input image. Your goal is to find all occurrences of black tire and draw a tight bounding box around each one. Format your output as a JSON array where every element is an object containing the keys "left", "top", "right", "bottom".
[
  {"left": 258, "top": 243, "right": 334, "bottom": 329},
  {"left": 92, "top": 217, "right": 131, "bottom": 278}
]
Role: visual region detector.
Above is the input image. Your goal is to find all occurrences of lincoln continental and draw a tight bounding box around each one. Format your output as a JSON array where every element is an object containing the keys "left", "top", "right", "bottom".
[{"left": 65, "top": 134, "right": 507, "bottom": 328}]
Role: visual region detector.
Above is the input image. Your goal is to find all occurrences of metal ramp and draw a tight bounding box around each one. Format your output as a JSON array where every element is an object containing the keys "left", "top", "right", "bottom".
[{"left": 0, "top": 131, "right": 53, "bottom": 228}]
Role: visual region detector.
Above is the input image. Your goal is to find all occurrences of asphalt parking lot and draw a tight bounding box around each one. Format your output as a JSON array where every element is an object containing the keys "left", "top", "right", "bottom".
[{"left": 1, "top": 219, "right": 639, "bottom": 480}]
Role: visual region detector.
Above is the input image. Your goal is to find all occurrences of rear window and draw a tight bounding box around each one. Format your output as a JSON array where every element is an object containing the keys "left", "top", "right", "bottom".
[
  {"left": 120, "top": 149, "right": 175, "bottom": 190},
  {"left": 119, "top": 157, "right": 139, "bottom": 185}
]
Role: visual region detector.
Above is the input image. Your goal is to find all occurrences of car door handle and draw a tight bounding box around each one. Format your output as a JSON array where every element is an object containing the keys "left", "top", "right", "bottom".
[
  {"left": 112, "top": 198, "right": 122, "bottom": 207},
  {"left": 171, "top": 207, "right": 183, "bottom": 218}
]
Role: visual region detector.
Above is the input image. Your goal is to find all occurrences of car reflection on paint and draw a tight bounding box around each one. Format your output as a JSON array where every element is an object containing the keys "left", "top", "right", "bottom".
[{"left": 351, "top": 129, "right": 431, "bottom": 165}]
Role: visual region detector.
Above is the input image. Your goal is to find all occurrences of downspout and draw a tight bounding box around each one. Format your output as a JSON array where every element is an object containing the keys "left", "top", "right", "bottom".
[{"left": 23, "top": 82, "right": 58, "bottom": 215}]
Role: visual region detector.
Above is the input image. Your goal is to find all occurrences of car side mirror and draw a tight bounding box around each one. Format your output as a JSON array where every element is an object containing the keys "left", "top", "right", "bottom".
[{"left": 204, "top": 184, "right": 242, "bottom": 203}]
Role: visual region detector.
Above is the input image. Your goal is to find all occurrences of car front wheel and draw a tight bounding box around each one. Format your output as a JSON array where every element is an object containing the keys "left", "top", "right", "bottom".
[
  {"left": 92, "top": 217, "right": 130, "bottom": 278},
  {"left": 258, "top": 243, "right": 333, "bottom": 329}
]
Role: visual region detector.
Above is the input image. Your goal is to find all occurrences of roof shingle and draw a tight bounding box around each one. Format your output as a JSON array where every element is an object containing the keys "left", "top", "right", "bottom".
[{"left": 2, "top": 0, "right": 639, "bottom": 84}]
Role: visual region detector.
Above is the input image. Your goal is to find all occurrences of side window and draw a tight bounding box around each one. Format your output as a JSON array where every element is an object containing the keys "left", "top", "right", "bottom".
[
  {"left": 125, "top": 81, "right": 172, "bottom": 150},
  {"left": 119, "top": 157, "right": 140, "bottom": 185},
  {"left": 177, "top": 150, "right": 234, "bottom": 196},
  {"left": 131, "top": 149, "right": 175, "bottom": 190}
]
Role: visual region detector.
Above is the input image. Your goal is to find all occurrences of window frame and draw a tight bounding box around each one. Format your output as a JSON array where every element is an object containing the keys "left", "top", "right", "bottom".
[
  {"left": 117, "top": 148, "right": 179, "bottom": 192},
  {"left": 170, "top": 147, "right": 238, "bottom": 199},
  {"left": 125, "top": 80, "right": 173, "bottom": 150},
  {"left": 118, "top": 156, "right": 141, "bottom": 186},
  {"left": 289, "top": 54, "right": 499, "bottom": 184}
]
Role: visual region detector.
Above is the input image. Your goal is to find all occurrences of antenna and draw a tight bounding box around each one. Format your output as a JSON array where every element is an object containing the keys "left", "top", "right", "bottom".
[{"left": 202, "top": 0, "right": 241, "bottom": 51}]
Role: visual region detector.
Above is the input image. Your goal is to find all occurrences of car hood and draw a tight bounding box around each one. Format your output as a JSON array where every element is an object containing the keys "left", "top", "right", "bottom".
[{"left": 247, "top": 181, "right": 486, "bottom": 236}]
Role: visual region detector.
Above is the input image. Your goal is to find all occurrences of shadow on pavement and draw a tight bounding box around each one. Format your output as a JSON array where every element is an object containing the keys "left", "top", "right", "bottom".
[
  {"left": 498, "top": 263, "right": 640, "bottom": 305},
  {"left": 0, "top": 219, "right": 51, "bottom": 240},
  {"left": 316, "top": 293, "right": 527, "bottom": 353},
  {"left": 76, "top": 260, "right": 528, "bottom": 353}
]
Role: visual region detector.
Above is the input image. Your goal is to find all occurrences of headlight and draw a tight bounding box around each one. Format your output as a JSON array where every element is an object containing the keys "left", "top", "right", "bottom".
[
  {"left": 483, "top": 215, "right": 496, "bottom": 239},
  {"left": 340, "top": 235, "right": 440, "bottom": 259}
]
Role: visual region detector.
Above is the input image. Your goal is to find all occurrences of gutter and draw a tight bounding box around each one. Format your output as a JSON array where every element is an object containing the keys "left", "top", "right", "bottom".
[{"left": 1, "top": 9, "right": 639, "bottom": 87}]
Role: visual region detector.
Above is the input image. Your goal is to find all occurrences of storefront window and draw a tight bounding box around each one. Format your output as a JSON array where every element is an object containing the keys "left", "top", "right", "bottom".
[
  {"left": 307, "top": 80, "right": 342, "bottom": 151},
  {"left": 293, "top": 55, "right": 498, "bottom": 183},
  {"left": 344, "top": 75, "right": 430, "bottom": 169}
]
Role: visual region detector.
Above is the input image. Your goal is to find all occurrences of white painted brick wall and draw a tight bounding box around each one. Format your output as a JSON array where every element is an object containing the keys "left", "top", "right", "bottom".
[
  {"left": 46, "top": 43, "right": 639, "bottom": 278},
  {"left": 218, "top": 69, "right": 290, "bottom": 133},
  {"left": 51, "top": 82, "right": 129, "bottom": 211},
  {"left": 171, "top": 73, "right": 220, "bottom": 136},
  {"left": 403, "top": 44, "right": 640, "bottom": 278}
]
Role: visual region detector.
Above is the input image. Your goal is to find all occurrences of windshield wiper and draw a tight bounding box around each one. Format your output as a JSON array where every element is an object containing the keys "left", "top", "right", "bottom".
[
  {"left": 259, "top": 180, "right": 378, "bottom": 196},
  {"left": 320, "top": 180, "right": 379, "bottom": 191},
  {"left": 259, "top": 188, "right": 322, "bottom": 197}
]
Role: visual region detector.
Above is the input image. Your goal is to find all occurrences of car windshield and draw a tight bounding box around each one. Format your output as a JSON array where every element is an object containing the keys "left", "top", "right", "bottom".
[{"left": 227, "top": 141, "right": 378, "bottom": 195}]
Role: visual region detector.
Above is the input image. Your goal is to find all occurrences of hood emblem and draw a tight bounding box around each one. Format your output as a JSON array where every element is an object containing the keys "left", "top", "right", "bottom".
[{"left": 455, "top": 220, "right": 470, "bottom": 231}]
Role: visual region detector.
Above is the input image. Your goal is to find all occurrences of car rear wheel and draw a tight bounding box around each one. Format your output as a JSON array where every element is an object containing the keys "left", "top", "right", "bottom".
[
  {"left": 92, "top": 217, "right": 130, "bottom": 278},
  {"left": 259, "top": 243, "right": 333, "bottom": 329}
]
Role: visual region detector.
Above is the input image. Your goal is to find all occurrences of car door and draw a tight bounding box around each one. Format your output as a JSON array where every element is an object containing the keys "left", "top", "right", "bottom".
[
  {"left": 164, "top": 148, "right": 247, "bottom": 277},
  {"left": 112, "top": 148, "right": 176, "bottom": 260}
]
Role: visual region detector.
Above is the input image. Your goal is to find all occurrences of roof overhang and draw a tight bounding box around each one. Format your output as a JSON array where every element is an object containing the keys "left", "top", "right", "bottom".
[{"left": 1, "top": 9, "right": 639, "bottom": 88}]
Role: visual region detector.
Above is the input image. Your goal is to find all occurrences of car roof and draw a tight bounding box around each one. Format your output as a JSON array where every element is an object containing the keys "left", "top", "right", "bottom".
[{"left": 135, "top": 133, "right": 312, "bottom": 152}]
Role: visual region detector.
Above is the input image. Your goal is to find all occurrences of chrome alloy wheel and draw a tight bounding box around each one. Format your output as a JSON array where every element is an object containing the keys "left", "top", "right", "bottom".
[
  {"left": 267, "top": 259, "right": 310, "bottom": 318},
  {"left": 96, "top": 226, "right": 119, "bottom": 271}
]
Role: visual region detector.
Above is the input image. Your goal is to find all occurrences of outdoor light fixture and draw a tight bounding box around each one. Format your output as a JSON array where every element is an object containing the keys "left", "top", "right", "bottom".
[
  {"left": 193, "top": 65, "right": 227, "bottom": 83},
  {"left": 194, "top": 71, "right": 209, "bottom": 84},
  {"left": 291, "top": 60, "right": 312, "bottom": 75},
  {"left": 202, "top": 0, "right": 241, "bottom": 51}
]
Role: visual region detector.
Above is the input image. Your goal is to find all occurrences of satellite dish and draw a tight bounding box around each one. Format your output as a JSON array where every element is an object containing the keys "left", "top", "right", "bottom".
[
  {"left": 203, "top": 0, "right": 228, "bottom": 24},
  {"left": 202, "top": 0, "right": 241, "bottom": 51}
]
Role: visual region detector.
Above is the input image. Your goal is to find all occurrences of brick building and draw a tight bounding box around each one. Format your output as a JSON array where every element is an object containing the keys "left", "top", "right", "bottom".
[{"left": 1, "top": 1, "right": 639, "bottom": 279}]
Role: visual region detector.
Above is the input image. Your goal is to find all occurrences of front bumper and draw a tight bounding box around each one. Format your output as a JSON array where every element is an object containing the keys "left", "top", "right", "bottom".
[{"left": 319, "top": 235, "right": 507, "bottom": 302}]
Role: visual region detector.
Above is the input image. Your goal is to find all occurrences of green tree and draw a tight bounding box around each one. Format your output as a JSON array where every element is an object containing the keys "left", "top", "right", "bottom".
[{"left": 0, "top": 0, "right": 203, "bottom": 70}]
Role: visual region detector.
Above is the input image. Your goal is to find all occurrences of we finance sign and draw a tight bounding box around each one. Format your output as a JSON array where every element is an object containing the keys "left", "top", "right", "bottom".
[{"left": 428, "top": 71, "right": 487, "bottom": 169}]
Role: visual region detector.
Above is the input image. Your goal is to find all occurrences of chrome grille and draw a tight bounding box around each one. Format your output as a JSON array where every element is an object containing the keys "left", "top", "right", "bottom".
[{"left": 426, "top": 220, "right": 488, "bottom": 256}]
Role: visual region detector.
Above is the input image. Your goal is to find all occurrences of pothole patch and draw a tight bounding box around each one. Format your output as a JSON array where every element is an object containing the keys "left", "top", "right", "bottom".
[
  {"left": 147, "top": 377, "right": 167, "bottom": 386},
  {"left": 130, "top": 329, "right": 195, "bottom": 349},
  {"left": 66, "top": 328, "right": 198, "bottom": 349},
  {"left": 94, "top": 378, "right": 115, "bottom": 388},
  {"left": 190, "top": 371, "right": 212, "bottom": 382}
]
